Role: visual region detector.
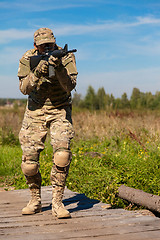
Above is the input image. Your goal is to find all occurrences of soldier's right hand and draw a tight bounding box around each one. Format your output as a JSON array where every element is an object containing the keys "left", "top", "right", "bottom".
[{"left": 34, "top": 60, "right": 49, "bottom": 77}]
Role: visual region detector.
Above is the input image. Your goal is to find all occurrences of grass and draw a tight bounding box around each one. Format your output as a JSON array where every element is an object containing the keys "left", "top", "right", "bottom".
[
  {"left": 67, "top": 136, "right": 160, "bottom": 208},
  {"left": 1, "top": 107, "right": 160, "bottom": 209}
]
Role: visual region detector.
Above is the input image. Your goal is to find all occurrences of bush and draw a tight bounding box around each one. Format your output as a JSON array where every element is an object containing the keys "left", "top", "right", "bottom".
[{"left": 0, "top": 127, "right": 19, "bottom": 146}]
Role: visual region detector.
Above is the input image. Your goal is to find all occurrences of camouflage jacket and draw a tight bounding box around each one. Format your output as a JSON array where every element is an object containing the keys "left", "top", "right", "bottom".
[{"left": 18, "top": 46, "right": 78, "bottom": 108}]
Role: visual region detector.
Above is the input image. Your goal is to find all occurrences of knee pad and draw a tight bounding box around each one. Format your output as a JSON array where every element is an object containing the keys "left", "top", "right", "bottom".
[
  {"left": 21, "top": 156, "right": 39, "bottom": 176},
  {"left": 53, "top": 150, "right": 71, "bottom": 168}
]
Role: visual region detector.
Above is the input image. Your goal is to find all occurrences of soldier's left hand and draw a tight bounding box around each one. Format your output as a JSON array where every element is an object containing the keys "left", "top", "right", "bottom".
[{"left": 48, "top": 55, "right": 61, "bottom": 68}]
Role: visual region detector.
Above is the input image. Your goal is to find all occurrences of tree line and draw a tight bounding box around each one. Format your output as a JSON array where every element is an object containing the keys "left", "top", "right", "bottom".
[
  {"left": 1, "top": 86, "right": 160, "bottom": 110},
  {"left": 72, "top": 86, "right": 160, "bottom": 110},
  {"left": 0, "top": 98, "right": 27, "bottom": 107}
]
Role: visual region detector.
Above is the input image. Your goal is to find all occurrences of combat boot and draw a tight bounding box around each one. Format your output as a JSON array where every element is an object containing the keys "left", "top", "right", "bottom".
[
  {"left": 52, "top": 185, "right": 71, "bottom": 218},
  {"left": 22, "top": 186, "right": 42, "bottom": 215}
]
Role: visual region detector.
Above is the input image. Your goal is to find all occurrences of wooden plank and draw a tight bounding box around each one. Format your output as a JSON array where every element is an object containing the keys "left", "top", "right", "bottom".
[{"left": 1, "top": 186, "right": 160, "bottom": 240}]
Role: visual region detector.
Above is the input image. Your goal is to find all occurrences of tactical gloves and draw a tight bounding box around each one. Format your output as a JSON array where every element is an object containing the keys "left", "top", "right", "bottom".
[
  {"left": 34, "top": 57, "right": 62, "bottom": 78},
  {"left": 48, "top": 56, "right": 62, "bottom": 68},
  {"left": 34, "top": 60, "right": 49, "bottom": 78}
]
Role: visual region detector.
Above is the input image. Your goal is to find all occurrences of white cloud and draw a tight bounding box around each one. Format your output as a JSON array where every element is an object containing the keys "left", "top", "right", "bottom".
[
  {"left": 1, "top": 15, "right": 160, "bottom": 44},
  {"left": 53, "top": 16, "right": 160, "bottom": 36},
  {"left": 0, "top": 29, "right": 34, "bottom": 44},
  {"left": 124, "top": 41, "right": 160, "bottom": 56},
  {"left": 0, "top": 0, "right": 90, "bottom": 12},
  {"left": 0, "top": 0, "right": 157, "bottom": 13},
  {"left": 0, "top": 47, "right": 26, "bottom": 65},
  {"left": 136, "top": 16, "right": 160, "bottom": 25}
]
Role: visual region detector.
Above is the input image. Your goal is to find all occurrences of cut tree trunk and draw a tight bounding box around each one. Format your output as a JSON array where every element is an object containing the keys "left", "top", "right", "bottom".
[{"left": 118, "top": 185, "right": 160, "bottom": 213}]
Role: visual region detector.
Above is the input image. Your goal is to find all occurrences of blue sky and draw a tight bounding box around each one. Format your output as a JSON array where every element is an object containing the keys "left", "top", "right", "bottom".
[{"left": 1, "top": 0, "right": 160, "bottom": 99}]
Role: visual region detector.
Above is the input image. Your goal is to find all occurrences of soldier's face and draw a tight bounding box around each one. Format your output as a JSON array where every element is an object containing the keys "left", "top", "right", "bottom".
[{"left": 36, "top": 43, "right": 55, "bottom": 54}]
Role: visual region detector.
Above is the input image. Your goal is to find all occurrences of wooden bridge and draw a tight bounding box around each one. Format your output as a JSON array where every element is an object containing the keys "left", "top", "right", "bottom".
[{"left": 1, "top": 186, "right": 160, "bottom": 240}]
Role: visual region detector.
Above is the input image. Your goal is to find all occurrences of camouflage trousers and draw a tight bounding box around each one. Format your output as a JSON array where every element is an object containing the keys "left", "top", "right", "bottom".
[{"left": 19, "top": 101, "right": 74, "bottom": 187}]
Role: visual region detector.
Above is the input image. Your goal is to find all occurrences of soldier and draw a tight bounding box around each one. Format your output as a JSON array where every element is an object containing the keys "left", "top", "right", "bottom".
[{"left": 18, "top": 28, "right": 78, "bottom": 218}]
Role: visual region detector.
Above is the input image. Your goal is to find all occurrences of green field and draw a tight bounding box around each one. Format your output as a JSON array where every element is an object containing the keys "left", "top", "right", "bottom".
[{"left": 1, "top": 107, "right": 160, "bottom": 209}]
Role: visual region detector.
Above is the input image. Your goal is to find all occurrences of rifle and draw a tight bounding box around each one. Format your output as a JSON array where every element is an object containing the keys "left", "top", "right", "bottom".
[{"left": 30, "top": 44, "right": 77, "bottom": 78}]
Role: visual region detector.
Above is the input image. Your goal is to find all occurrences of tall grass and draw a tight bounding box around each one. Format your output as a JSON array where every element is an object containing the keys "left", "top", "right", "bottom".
[
  {"left": 73, "top": 109, "right": 160, "bottom": 147},
  {"left": 1, "top": 106, "right": 160, "bottom": 144},
  {"left": 1, "top": 107, "right": 160, "bottom": 208},
  {"left": 0, "top": 107, "right": 25, "bottom": 145}
]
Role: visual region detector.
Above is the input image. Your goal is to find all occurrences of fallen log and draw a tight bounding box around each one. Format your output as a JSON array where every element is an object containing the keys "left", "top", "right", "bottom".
[{"left": 118, "top": 185, "right": 160, "bottom": 213}]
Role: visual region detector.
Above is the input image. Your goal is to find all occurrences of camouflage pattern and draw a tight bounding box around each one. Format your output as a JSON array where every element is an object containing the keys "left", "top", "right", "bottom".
[
  {"left": 34, "top": 59, "right": 49, "bottom": 77},
  {"left": 19, "top": 104, "right": 74, "bottom": 159},
  {"left": 34, "top": 28, "right": 56, "bottom": 46},
  {"left": 22, "top": 172, "right": 42, "bottom": 214},
  {"left": 24, "top": 172, "right": 42, "bottom": 189},
  {"left": 50, "top": 164, "right": 68, "bottom": 190},
  {"left": 22, "top": 186, "right": 42, "bottom": 215},
  {"left": 18, "top": 48, "right": 77, "bottom": 104},
  {"left": 51, "top": 164, "right": 71, "bottom": 218},
  {"left": 18, "top": 28, "right": 77, "bottom": 216}
]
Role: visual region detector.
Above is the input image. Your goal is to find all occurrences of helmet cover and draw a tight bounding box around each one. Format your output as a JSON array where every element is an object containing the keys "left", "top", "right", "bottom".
[{"left": 34, "top": 27, "right": 55, "bottom": 46}]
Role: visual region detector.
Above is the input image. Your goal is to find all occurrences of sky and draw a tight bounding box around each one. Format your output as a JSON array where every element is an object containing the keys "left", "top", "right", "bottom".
[{"left": 1, "top": 0, "right": 160, "bottom": 99}]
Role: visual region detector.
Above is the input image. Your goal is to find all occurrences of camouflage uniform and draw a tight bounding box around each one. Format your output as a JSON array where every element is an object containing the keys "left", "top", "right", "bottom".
[{"left": 18, "top": 28, "right": 78, "bottom": 218}]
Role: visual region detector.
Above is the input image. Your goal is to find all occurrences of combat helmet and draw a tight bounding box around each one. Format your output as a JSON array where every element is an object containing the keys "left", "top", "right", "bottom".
[{"left": 34, "top": 28, "right": 56, "bottom": 46}]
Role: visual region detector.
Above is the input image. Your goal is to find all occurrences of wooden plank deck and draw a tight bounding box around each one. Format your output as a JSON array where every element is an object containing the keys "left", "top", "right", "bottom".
[{"left": 1, "top": 186, "right": 160, "bottom": 240}]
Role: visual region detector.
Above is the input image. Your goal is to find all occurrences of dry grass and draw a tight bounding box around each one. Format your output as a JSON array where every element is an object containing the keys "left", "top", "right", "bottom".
[
  {"left": 0, "top": 107, "right": 25, "bottom": 136},
  {"left": 1, "top": 107, "right": 160, "bottom": 147},
  {"left": 72, "top": 110, "right": 160, "bottom": 141}
]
